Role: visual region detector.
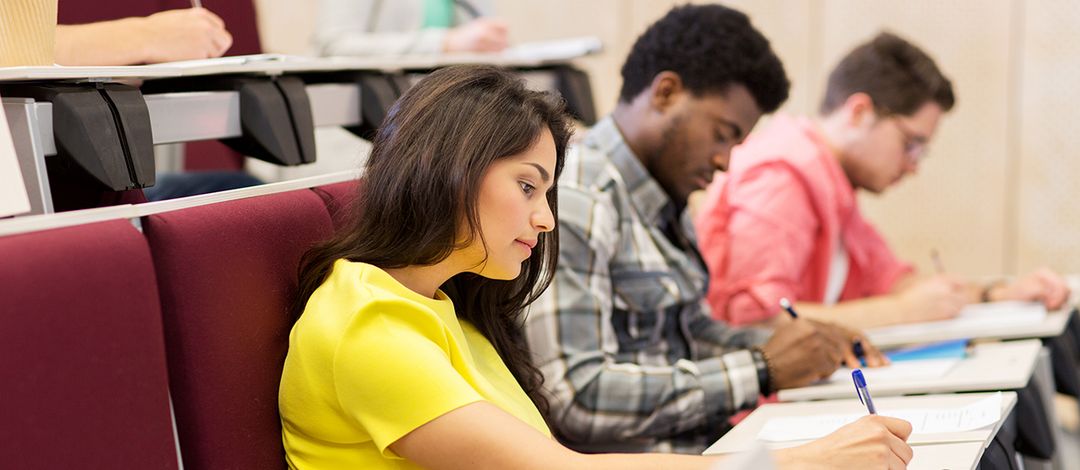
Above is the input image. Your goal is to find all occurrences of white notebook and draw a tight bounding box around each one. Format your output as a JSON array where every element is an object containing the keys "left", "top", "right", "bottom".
[{"left": 757, "top": 393, "right": 1002, "bottom": 443}]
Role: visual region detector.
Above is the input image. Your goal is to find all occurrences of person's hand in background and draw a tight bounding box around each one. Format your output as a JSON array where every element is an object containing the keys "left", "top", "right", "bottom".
[
  {"left": 56, "top": 8, "right": 232, "bottom": 66},
  {"left": 443, "top": 18, "right": 508, "bottom": 53}
]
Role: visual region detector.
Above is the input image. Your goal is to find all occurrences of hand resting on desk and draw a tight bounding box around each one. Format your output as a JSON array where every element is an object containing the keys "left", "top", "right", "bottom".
[{"left": 774, "top": 415, "right": 913, "bottom": 470}]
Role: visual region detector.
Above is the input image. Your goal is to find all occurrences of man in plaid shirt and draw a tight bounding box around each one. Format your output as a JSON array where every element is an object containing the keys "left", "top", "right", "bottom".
[{"left": 525, "top": 4, "right": 882, "bottom": 454}]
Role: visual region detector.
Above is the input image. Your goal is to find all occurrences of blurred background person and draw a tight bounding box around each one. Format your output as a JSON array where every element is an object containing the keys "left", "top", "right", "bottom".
[{"left": 314, "top": 0, "right": 508, "bottom": 57}]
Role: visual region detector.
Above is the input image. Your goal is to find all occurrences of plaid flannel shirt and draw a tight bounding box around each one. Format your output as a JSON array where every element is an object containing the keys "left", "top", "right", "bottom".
[{"left": 525, "top": 117, "right": 772, "bottom": 454}]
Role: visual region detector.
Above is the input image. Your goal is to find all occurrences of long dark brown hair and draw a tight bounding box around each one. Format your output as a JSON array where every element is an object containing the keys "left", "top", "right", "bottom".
[{"left": 294, "top": 65, "right": 573, "bottom": 415}]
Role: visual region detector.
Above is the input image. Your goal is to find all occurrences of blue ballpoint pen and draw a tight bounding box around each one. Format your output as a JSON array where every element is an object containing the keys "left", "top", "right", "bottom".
[{"left": 852, "top": 369, "right": 877, "bottom": 415}]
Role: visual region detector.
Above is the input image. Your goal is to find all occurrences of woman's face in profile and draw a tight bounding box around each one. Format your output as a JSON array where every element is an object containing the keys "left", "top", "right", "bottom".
[{"left": 460, "top": 128, "right": 557, "bottom": 280}]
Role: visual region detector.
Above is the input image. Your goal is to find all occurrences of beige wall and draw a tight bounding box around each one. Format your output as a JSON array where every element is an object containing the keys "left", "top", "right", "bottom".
[
  {"left": 1016, "top": 1, "right": 1080, "bottom": 276},
  {"left": 816, "top": 1, "right": 1016, "bottom": 278},
  {"left": 256, "top": 0, "right": 1080, "bottom": 278}
]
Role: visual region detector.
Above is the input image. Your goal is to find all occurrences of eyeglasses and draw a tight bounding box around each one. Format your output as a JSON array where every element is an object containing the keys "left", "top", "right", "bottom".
[{"left": 890, "top": 117, "right": 929, "bottom": 163}]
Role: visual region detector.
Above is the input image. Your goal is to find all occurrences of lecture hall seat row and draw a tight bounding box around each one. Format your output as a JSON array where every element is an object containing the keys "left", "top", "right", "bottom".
[{"left": 0, "top": 179, "right": 359, "bottom": 470}]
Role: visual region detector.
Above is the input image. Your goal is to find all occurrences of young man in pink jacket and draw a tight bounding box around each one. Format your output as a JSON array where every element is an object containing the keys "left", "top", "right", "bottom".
[{"left": 696, "top": 32, "right": 1070, "bottom": 328}]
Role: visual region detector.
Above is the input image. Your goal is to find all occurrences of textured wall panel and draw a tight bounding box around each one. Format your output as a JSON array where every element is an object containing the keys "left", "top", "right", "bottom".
[{"left": 1015, "top": 0, "right": 1080, "bottom": 274}]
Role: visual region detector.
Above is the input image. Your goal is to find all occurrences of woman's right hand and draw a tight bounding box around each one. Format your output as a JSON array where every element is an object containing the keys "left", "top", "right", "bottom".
[
  {"left": 774, "top": 415, "right": 913, "bottom": 470},
  {"left": 137, "top": 8, "right": 233, "bottom": 62}
]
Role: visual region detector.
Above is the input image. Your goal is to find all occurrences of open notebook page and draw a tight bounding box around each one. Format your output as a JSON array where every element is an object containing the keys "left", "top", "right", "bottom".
[{"left": 757, "top": 392, "right": 1002, "bottom": 442}]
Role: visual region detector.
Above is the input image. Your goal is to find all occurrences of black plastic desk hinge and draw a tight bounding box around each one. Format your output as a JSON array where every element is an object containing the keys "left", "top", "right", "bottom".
[
  {"left": 0, "top": 82, "right": 155, "bottom": 193},
  {"left": 142, "top": 75, "right": 317, "bottom": 166}
]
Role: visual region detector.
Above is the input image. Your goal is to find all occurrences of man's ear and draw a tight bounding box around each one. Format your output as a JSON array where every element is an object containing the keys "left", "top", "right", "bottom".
[
  {"left": 844, "top": 92, "right": 877, "bottom": 128},
  {"left": 647, "top": 71, "right": 685, "bottom": 114}
]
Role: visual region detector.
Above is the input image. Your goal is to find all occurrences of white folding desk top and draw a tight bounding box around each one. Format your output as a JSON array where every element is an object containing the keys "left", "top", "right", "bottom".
[
  {"left": 719, "top": 441, "right": 985, "bottom": 470},
  {"left": 0, "top": 65, "right": 182, "bottom": 81},
  {"left": 0, "top": 57, "right": 382, "bottom": 82},
  {"left": 867, "top": 276, "right": 1079, "bottom": 348},
  {"left": 778, "top": 339, "right": 1041, "bottom": 401},
  {"left": 0, "top": 37, "right": 603, "bottom": 82},
  {"left": 867, "top": 306, "right": 1073, "bottom": 348},
  {"left": 704, "top": 392, "right": 1017, "bottom": 470}
]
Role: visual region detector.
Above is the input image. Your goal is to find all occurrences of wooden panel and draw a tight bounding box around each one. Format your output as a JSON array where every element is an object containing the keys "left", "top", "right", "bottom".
[{"left": 0, "top": 0, "right": 56, "bottom": 66}]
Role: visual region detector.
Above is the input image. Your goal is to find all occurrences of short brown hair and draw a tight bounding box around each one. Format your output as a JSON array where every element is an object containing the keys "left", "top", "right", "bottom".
[{"left": 820, "top": 32, "right": 954, "bottom": 116}]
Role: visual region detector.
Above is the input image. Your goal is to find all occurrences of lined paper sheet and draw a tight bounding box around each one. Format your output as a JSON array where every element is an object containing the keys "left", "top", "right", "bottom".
[{"left": 757, "top": 392, "right": 1002, "bottom": 442}]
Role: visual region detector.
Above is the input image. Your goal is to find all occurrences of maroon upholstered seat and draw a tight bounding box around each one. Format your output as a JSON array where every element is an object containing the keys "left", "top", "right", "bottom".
[
  {"left": 0, "top": 220, "right": 179, "bottom": 469},
  {"left": 311, "top": 179, "right": 361, "bottom": 230},
  {"left": 143, "top": 190, "right": 334, "bottom": 469}
]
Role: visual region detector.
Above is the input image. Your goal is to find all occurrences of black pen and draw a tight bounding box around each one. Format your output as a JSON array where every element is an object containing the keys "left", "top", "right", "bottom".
[
  {"left": 782, "top": 297, "right": 867, "bottom": 365},
  {"left": 779, "top": 297, "right": 798, "bottom": 319}
]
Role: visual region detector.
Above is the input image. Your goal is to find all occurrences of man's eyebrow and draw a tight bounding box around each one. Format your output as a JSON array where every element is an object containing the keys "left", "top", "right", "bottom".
[{"left": 718, "top": 117, "right": 744, "bottom": 140}]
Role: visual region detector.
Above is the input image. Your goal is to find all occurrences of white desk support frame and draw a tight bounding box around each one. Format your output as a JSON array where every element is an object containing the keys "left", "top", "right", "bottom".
[{"left": 3, "top": 98, "right": 53, "bottom": 214}]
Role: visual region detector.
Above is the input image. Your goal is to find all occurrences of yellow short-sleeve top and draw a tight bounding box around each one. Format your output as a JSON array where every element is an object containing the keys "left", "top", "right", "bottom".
[{"left": 279, "top": 260, "right": 550, "bottom": 469}]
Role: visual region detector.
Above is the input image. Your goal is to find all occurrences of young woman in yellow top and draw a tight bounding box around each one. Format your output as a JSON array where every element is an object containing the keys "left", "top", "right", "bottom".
[{"left": 279, "top": 65, "right": 914, "bottom": 469}]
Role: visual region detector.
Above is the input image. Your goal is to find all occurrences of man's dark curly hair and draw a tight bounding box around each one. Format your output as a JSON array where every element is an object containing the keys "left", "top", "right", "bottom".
[{"left": 618, "top": 4, "right": 790, "bottom": 113}]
